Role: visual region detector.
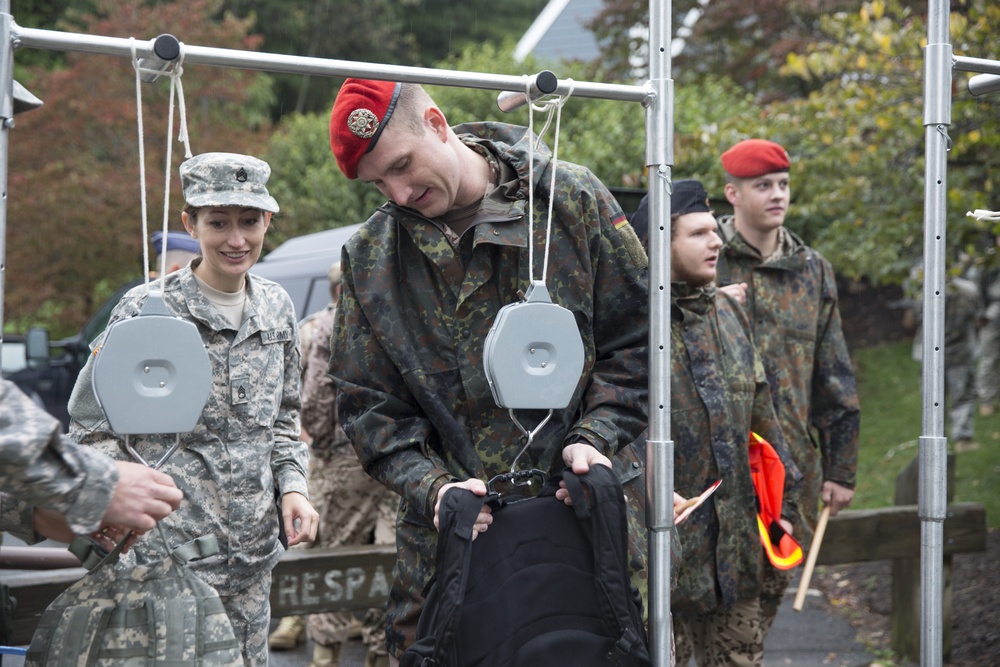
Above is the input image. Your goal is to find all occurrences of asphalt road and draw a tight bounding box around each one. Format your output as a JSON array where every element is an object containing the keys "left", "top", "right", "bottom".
[{"left": 268, "top": 575, "right": 880, "bottom": 667}]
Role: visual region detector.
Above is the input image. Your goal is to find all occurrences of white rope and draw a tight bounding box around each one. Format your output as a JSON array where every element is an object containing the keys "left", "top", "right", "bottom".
[
  {"left": 968, "top": 209, "right": 1000, "bottom": 222},
  {"left": 523, "top": 76, "right": 575, "bottom": 284},
  {"left": 158, "top": 46, "right": 192, "bottom": 280},
  {"left": 524, "top": 76, "right": 536, "bottom": 284},
  {"left": 130, "top": 38, "right": 152, "bottom": 292},
  {"left": 131, "top": 39, "right": 192, "bottom": 283},
  {"left": 532, "top": 79, "right": 573, "bottom": 282}
]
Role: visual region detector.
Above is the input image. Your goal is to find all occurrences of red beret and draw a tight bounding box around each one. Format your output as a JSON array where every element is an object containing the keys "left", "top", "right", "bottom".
[
  {"left": 329, "top": 78, "right": 401, "bottom": 179},
  {"left": 720, "top": 139, "right": 790, "bottom": 178}
]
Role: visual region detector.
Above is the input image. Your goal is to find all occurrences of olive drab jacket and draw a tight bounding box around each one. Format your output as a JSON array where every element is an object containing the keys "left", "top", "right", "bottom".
[
  {"left": 716, "top": 217, "right": 860, "bottom": 544},
  {"left": 330, "top": 121, "right": 649, "bottom": 650},
  {"left": 669, "top": 282, "right": 800, "bottom": 614}
]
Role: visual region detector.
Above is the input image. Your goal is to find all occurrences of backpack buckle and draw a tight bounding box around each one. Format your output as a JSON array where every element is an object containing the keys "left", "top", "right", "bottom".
[{"left": 486, "top": 469, "right": 548, "bottom": 507}]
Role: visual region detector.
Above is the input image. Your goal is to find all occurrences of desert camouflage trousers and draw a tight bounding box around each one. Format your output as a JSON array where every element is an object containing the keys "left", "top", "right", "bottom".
[
  {"left": 306, "top": 446, "right": 398, "bottom": 652},
  {"left": 673, "top": 596, "right": 763, "bottom": 667}
]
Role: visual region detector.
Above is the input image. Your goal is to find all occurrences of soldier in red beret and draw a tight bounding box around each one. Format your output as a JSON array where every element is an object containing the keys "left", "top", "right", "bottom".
[
  {"left": 713, "top": 139, "right": 861, "bottom": 655},
  {"left": 326, "top": 78, "right": 649, "bottom": 664}
]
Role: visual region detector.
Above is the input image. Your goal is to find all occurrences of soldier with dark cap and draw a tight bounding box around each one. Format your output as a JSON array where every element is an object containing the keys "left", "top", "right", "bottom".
[
  {"left": 631, "top": 179, "right": 801, "bottom": 667},
  {"left": 69, "top": 152, "right": 318, "bottom": 667},
  {"left": 326, "top": 79, "right": 649, "bottom": 663},
  {"left": 715, "top": 139, "right": 861, "bottom": 642}
]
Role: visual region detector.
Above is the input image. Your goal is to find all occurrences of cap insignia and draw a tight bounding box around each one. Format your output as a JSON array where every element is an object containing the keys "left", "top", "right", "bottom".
[
  {"left": 235, "top": 167, "right": 248, "bottom": 183},
  {"left": 347, "top": 108, "right": 379, "bottom": 139}
]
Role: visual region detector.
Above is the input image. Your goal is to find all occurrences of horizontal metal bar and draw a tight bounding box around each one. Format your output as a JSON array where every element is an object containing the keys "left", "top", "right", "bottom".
[
  {"left": 13, "top": 25, "right": 648, "bottom": 103},
  {"left": 953, "top": 55, "right": 1000, "bottom": 76},
  {"left": 969, "top": 74, "right": 1000, "bottom": 97}
]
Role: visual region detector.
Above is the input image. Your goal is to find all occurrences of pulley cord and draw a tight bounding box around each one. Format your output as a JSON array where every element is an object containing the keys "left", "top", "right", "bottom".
[
  {"left": 130, "top": 37, "right": 192, "bottom": 286},
  {"left": 523, "top": 76, "right": 574, "bottom": 285}
]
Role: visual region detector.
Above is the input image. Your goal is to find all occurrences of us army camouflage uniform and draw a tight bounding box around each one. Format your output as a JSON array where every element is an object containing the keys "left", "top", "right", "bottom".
[
  {"left": 301, "top": 302, "right": 398, "bottom": 657},
  {"left": 0, "top": 492, "right": 34, "bottom": 545},
  {"left": 0, "top": 379, "right": 118, "bottom": 542},
  {"left": 69, "top": 260, "right": 310, "bottom": 667},
  {"left": 667, "top": 282, "right": 801, "bottom": 667},
  {"left": 716, "top": 217, "right": 860, "bottom": 639},
  {"left": 330, "top": 121, "right": 649, "bottom": 658}
]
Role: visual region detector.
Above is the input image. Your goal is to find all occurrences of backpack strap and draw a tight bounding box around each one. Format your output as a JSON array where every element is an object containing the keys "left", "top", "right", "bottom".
[
  {"left": 68, "top": 536, "right": 110, "bottom": 572},
  {"left": 170, "top": 534, "right": 220, "bottom": 564},
  {"left": 562, "top": 465, "right": 649, "bottom": 660},
  {"left": 425, "top": 487, "right": 486, "bottom": 666}
]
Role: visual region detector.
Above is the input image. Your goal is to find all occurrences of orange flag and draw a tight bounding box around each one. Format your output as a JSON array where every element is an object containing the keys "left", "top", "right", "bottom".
[{"left": 748, "top": 432, "right": 803, "bottom": 570}]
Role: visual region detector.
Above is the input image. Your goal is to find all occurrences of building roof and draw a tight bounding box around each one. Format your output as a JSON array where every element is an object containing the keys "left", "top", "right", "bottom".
[{"left": 514, "top": 0, "right": 604, "bottom": 63}]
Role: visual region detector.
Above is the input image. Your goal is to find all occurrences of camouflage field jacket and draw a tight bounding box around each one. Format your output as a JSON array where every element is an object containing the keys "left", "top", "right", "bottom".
[
  {"left": 0, "top": 379, "right": 118, "bottom": 541},
  {"left": 716, "top": 218, "right": 860, "bottom": 531},
  {"left": 669, "top": 282, "right": 800, "bottom": 614},
  {"left": 330, "top": 121, "right": 649, "bottom": 583},
  {"left": 69, "top": 261, "right": 309, "bottom": 594}
]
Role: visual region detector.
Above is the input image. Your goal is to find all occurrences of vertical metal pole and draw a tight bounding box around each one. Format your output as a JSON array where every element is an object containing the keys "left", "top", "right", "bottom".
[
  {"left": 0, "top": 0, "right": 14, "bottom": 370},
  {"left": 920, "top": 0, "right": 951, "bottom": 665},
  {"left": 645, "top": 0, "right": 674, "bottom": 663}
]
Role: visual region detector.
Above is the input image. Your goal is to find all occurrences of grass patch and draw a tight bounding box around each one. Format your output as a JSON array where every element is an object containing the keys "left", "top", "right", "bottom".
[{"left": 853, "top": 340, "right": 1000, "bottom": 529}]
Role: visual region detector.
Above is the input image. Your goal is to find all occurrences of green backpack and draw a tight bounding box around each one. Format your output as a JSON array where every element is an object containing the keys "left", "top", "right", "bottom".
[{"left": 25, "top": 534, "right": 242, "bottom": 666}]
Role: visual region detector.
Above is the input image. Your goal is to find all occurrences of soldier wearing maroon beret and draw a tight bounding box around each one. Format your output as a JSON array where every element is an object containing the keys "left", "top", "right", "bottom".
[
  {"left": 714, "top": 139, "right": 861, "bottom": 652},
  {"left": 326, "top": 78, "right": 649, "bottom": 663}
]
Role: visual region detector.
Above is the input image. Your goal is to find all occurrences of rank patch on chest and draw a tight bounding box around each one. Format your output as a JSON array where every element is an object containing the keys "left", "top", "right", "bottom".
[
  {"left": 231, "top": 376, "right": 250, "bottom": 405},
  {"left": 261, "top": 328, "right": 293, "bottom": 344}
]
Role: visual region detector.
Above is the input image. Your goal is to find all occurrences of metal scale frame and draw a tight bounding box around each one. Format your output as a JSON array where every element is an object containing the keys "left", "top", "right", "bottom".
[{"left": 3, "top": 2, "right": 997, "bottom": 664}]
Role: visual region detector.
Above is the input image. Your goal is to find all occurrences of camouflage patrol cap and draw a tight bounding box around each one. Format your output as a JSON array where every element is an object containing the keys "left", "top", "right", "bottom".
[{"left": 179, "top": 152, "right": 279, "bottom": 213}]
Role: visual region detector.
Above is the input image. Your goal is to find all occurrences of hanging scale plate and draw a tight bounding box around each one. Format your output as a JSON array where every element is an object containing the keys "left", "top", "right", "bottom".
[
  {"left": 483, "top": 280, "right": 585, "bottom": 410},
  {"left": 91, "top": 291, "right": 212, "bottom": 435}
]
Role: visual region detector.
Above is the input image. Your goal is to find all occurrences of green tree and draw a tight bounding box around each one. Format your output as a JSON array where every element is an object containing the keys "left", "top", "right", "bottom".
[
  {"left": 215, "top": 0, "right": 417, "bottom": 118},
  {"left": 590, "top": 0, "right": 870, "bottom": 99},
  {"left": 212, "top": 0, "right": 546, "bottom": 119},
  {"left": 664, "top": 0, "right": 1000, "bottom": 284},
  {"left": 263, "top": 112, "right": 387, "bottom": 246}
]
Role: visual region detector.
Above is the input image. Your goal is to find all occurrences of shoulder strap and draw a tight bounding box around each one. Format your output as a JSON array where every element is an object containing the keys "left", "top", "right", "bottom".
[
  {"left": 562, "top": 466, "right": 649, "bottom": 662},
  {"left": 425, "top": 487, "right": 485, "bottom": 665}
]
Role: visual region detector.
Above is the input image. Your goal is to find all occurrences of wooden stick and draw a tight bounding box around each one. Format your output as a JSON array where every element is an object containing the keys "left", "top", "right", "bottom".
[
  {"left": 793, "top": 504, "right": 832, "bottom": 611},
  {"left": 679, "top": 496, "right": 700, "bottom": 512}
]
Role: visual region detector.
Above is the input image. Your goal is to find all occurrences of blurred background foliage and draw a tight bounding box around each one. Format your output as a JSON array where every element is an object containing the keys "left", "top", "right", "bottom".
[{"left": 5, "top": 0, "right": 999, "bottom": 336}]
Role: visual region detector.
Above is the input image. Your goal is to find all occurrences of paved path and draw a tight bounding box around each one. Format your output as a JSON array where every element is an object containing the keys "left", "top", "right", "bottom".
[{"left": 269, "top": 573, "right": 880, "bottom": 667}]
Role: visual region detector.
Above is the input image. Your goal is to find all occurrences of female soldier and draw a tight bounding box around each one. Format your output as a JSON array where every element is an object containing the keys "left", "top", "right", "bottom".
[{"left": 69, "top": 152, "right": 318, "bottom": 667}]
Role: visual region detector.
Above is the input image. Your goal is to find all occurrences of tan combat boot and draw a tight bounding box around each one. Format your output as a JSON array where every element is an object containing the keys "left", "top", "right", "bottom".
[
  {"left": 364, "top": 650, "right": 390, "bottom": 667},
  {"left": 309, "top": 643, "right": 342, "bottom": 667},
  {"left": 268, "top": 615, "right": 306, "bottom": 650}
]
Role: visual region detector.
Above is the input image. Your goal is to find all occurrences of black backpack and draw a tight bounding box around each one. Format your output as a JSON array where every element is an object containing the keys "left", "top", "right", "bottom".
[{"left": 402, "top": 464, "right": 650, "bottom": 667}]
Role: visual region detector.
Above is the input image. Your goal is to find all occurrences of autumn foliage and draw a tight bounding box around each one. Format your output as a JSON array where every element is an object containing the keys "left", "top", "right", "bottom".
[{"left": 7, "top": 0, "right": 272, "bottom": 336}]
